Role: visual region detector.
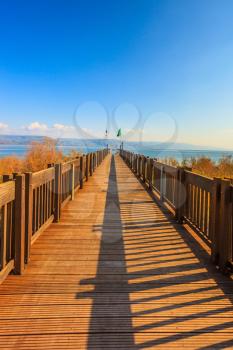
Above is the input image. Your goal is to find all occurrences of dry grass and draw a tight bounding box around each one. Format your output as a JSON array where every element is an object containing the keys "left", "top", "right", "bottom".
[
  {"left": 162, "top": 156, "right": 233, "bottom": 179},
  {"left": 0, "top": 137, "right": 81, "bottom": 176}
]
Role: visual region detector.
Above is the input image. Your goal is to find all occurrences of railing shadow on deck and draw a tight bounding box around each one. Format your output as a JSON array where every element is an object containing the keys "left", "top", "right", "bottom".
[
  {"left": 77, "top": 155, "right": 233, "bottom": 349},
  {"left": 76, "top": 155, "right": 136, "bottom": 349}
]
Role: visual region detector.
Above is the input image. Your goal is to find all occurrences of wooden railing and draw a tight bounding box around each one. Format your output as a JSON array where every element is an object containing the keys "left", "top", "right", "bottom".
[
  {"left": 0, "top": 148, "right": 109, "bottom": 282},
  {"left": 0, "top": 181, "right": 16, "bottom": 282},
  {"left": 120, "top": 149, "right": 233, "bottom": 274}
]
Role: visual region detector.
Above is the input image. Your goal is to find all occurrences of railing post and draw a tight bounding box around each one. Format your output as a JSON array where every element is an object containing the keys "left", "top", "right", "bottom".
[
  {"left": 146, "top": 157, "right": 150, "bottom": 183},
  {"left": 54, "top": 164, "right": 61, "bottom": 222},
  {"left": 86, "top": 154, "right": 89, "bottom": 181},
  {"left": 92, "top": 153, "right": 95, "bottom": 172},
  {"left": 136, "top": 155, "right": 139, "bottom": 175},
  {"left": 94, "top": 153, "right": 96, "bottom": 171},
  {"left": 138, "top": 156, "right": 140, "bottom": 177},
  {"left": 149, "top": 158, "right": 154, "bottom": 191},
  {"left": 24, "top": 172, "right": 33, "bottom": 263},
  {"left": 70, "top": 162, "right": 75, "bottom": 200},
  {"left": 14, "top": 174, "right": 25, "bottom": 274},
  {"left": 90, "top": 153, "right": 93, "bottom": 176},
  {"left": 142, "top": 156, "right": 145, "bottom": 181},
  {"left": 142, "top": 157, "right": 146, "bottom": 183},
  {"left": 2, "top": 175, "right": 11, "bottom": 182},
  {"left": 141, "top": 156, "right": 144, "bottom": 179},
  {"left": 174, "top": 168, "right": 180, "bottom": 220},
  {"left": 160, "top": 165, "right": 165, "bottom": 202},
  {"left": 175, "top": 167, "right": 186, "bottom": 223},
  {"left": 210, "top": 178, "right": 221, "bottom": 264},
  {"left": 218, "top": 179, "right": 232, "bottom": 272},
  {"left": 80, "top": 156, "right": 84, "bottom": 189},
  {"left": 138, "top": 156, "right": 141, "bottom": 177}
]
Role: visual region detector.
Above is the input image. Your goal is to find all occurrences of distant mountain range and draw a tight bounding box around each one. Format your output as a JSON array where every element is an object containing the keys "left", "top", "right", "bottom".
[{"left": 0, "top": 134, "right": 229, "bottom": 151}]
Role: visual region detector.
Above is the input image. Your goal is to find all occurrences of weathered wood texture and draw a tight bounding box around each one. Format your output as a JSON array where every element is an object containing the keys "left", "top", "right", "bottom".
[{"left": 0, "top": 154, "right": 233, "bottom": 349}]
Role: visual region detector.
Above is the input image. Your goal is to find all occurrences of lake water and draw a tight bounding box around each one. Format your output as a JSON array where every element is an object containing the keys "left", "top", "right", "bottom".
[
  {"left": 0, "top": 145, "right": 103, "bottom": 158},
  {"left": 130, "top": 149, "right": 233, "bottom": 163},
  {"left": 0, "top": 144, "right": 233, "bottom": 163}
]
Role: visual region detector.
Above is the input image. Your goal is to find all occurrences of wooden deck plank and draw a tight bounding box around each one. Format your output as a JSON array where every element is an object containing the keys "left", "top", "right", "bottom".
[{"left": 0, "top": 154, "right": 233, "bottom": 349}]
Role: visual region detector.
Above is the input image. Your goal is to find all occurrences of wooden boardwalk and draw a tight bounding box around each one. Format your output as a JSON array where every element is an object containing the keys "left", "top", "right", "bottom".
[{"left": 0, "top": 154, "right": 233, "bottom": 349}]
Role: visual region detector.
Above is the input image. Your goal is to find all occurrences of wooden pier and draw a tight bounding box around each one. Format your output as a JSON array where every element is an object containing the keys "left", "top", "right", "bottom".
[{"left": 0, "top": 153, "right": 233, "bottom": 349}]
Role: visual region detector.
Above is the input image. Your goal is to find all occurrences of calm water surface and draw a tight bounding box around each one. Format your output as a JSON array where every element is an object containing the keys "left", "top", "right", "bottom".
[
  {"left": 0, "top": 145, "right": 102, "bottom": 158},
  {"left": 0, "top": 144, "right": 233, "bottom": 163}
]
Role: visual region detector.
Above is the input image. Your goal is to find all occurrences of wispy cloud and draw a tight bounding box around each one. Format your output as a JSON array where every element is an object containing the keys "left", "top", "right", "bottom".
[
  {"left": 0, "top": 122, "right": 8, "bottom": 130},
  {"left": 18, "top": 121, "right": 78, "bottom": 138},
  {"left": 25, "top": 121, "right": 48, "bottom": 131},
  {"left": 53, "top": 123, "right": 75, "bottom": 131}
]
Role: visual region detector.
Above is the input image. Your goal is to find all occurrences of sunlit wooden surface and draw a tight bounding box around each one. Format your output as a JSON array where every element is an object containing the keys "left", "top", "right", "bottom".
[{"left": 0, "top": 154, "right": 233, "bottom": 349}]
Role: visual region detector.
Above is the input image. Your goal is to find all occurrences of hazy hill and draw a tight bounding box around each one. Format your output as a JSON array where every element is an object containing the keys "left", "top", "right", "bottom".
[{"left": 0, "top": 134, "right": 228, "bottom": 151}]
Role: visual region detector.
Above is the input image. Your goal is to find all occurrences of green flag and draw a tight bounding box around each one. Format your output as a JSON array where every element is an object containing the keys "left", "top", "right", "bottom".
[{"left": 117, "top": 128, "right": 122, "bottom": 137}]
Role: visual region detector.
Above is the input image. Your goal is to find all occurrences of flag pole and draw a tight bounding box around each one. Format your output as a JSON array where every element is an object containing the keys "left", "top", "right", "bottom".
[
  {"left": 117, "top": 128, "right": 123, "bottom": 153},
  {"left": 105, "top": 129, "right": 108, "bottom": 150}
]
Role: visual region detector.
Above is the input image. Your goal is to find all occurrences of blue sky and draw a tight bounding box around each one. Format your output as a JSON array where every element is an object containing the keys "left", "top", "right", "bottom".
[{"left": 0, "top": 0, "right": 233, "bottom": 148}]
